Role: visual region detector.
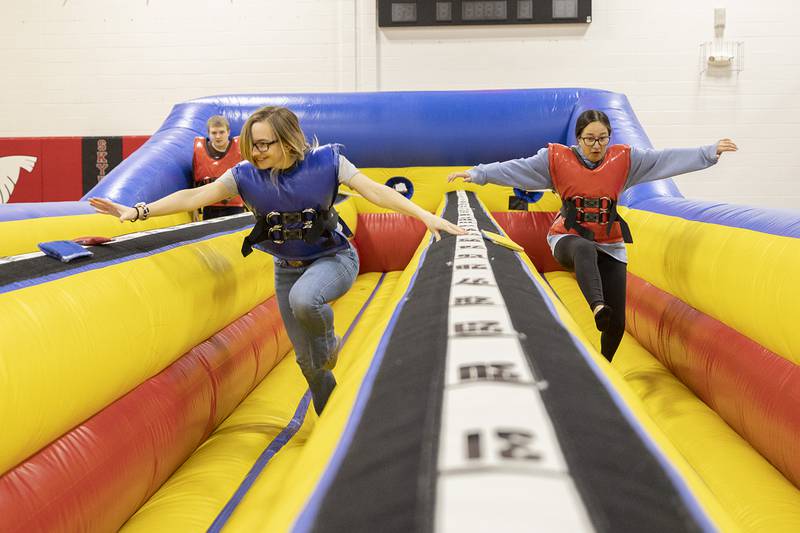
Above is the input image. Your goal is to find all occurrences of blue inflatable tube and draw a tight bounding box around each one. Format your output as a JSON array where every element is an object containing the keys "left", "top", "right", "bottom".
[
  {"left": 0, "top": 87, "right": 788, "bottom": 236},
  {"left": 0, "top": 201, "right": 94, "bottom": 223},
  {"left": 83, "top": 88, "right": 676, "bottom": 206}
]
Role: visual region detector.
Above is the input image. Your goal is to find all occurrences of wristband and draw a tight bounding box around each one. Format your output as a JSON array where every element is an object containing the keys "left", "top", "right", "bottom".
[{"left": 134, "top": 202, "right": 150, "bottom": 220}]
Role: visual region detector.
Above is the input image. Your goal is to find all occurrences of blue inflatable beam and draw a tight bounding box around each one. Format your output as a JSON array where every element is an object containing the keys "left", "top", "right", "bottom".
[
  {"left": 82, "top": 89, "right": 676, "bottom": 206},
  {"left": 0, "top": 87, "right": 783, "bottom": 238}
]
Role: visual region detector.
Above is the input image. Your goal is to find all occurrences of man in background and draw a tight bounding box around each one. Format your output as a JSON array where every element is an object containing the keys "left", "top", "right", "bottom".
[{"left": 192, "top": 115, "right": 245, "bottom": 219}]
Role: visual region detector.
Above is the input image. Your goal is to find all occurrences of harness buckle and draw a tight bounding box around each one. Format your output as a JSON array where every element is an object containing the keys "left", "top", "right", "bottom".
[
  {"left": 268, "top": 226, "right": 285, "bottom": 244},
  {"left": 570, "top": 196, "right": 614, "bottom": 224},
  {"left": 301, "top": 208, "right": 317, "bottom": 230}
]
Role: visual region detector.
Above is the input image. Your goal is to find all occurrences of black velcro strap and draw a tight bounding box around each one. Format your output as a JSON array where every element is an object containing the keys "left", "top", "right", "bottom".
[
  {"left": 605, "top": 204, "right": 634, "bottom": 243},
  {"left": 241, "top": 206, "right": 346, "bottom": 256},
  {"left": 338, "top": 215, "right": 354, "bottom": 238},
  {"left": 242, "top": 215, "right": 269, "bottom": 257},
  {"left": 561, "top": 196, "right": 633, "bottom": 242},
  {"left": 561, "top": 200, "right": 596, "bottom": 241},
  {"left": 303, "top": 207, "right": 341, "bottom": 244}
]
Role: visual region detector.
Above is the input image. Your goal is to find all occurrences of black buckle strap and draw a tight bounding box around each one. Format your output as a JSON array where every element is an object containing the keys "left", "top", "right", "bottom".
[
  {"left": 605, "top": 202, "right": 633, "bottom": 243},
  {"left": 264, "top": 209, "right": 319, "bottom": 244},
  {"left": 242, "top": 215, "right": 268, "bottom": 257},
  {"left": 266, "top": 209, "right": 317, "bottom": 227},
  {"left": 572, "top": 196, "right": 612, "bottom": 211},
  {"left": 560, "top": 196, "right": 633, "bottom": 243},
  {"left": 241, "top": 206, "right": 348, "bottom": 257},
  {"left": 580, "top": 212, "right": 606, "bottom": 223}
]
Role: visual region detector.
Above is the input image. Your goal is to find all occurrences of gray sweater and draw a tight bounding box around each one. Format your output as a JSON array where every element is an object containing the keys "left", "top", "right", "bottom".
[{"left": 468, "top": 144, "right": 719, "bottom": 263}]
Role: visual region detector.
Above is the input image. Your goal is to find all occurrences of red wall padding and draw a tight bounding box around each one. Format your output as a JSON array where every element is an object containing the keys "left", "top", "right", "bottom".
[
  {"left": 491, "top": 211, "right": 564, "bottom": 273},
  {"left": 351, "top": 211, "right": 562, "bottom": 274},
  {"left": 0, "top": 297, "right": 290, "bottom": 533},
  {"left": 353, "top": 212, "right": 426, "bottom": 273},
  {"left": 626, "top": 273, "right": 800, "bottom": 488},
  {"left": 122, "top": 136, "right": 149, "bottom": 158},
  {"left": 0, "top": 136, "right": 149, "bottom": 202},
  {"left": 1, "top": 138, "right": 83, "bottom": 202}
]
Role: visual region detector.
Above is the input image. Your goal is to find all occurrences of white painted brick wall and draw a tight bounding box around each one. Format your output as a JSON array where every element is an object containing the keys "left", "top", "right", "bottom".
[
  {"left": 1, "top": 0, "right": 798, "bottom": 208},
  {"left": 0, "top": 0, "right": 355, "bottom": 134}
]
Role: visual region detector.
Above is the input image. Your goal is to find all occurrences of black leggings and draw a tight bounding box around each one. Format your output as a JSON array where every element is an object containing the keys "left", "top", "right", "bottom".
[{"left": 553, "top": 235, "right": 627, "bottom": 362}]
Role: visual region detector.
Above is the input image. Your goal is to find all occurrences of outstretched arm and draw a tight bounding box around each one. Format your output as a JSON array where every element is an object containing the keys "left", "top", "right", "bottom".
[
  {"left": 625, "top": 139, "right": 738, "bottom": 189},
  {"left": 447, "top": 147, "right": 553, "bottom": 190},
  {"left": 89, "top": 179, "right": 233, "bottom": 222},
  {"left": 348, "top": 173, "right": 466, "bottom": 240}
]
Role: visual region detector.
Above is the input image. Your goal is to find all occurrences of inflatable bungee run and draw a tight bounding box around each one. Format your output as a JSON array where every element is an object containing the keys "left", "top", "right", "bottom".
[{"left": 1, "top": 89, "right": 799, "bottom": 533}]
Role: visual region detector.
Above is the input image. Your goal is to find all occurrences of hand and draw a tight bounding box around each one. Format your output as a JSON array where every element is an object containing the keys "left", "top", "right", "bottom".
[
  {"left": 716, "top": 138, "right": 738, "bottom": 158},
  {"left": 447, "top": 171, "right": 473, "bottom": 183},
  {"left": 423, "top": 213, "right": 467, "bottom": 241},
  {"left": 89, "top": 197, "right": 138, "bottom": 222}
]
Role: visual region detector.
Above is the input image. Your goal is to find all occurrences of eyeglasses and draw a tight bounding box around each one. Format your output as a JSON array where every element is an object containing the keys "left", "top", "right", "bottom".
[
  {"left": 579, "top": 136, "right": 610, "bottom": 147},
  {"left": 253, "top": 139, "right": 279, "bottom": 152}
]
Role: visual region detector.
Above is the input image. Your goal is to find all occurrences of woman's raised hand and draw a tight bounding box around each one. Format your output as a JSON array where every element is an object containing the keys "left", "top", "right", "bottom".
[
  {"left": 89, "top": 197, "right": 138, "bottom": 222},
  {"left": 447, "top": 171, "right": 473, "bottom": 183},
  {"left": 716, "top": 138, "right": 738, "bottom": 158}
]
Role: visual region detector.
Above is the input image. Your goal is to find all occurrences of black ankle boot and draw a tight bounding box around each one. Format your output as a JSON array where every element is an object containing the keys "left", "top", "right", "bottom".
[
  {"left": 309, "top": 372, "right": 337, "bottom": 415},
  {"left": 593, "top": 304, "right": 613, "bottom": 332}
]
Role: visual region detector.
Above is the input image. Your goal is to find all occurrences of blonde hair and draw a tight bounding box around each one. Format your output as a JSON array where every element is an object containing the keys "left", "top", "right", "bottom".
[
  {"left": 206, "top": 115, "right": 230, "bottom": 133},
  {"left": 239, "top": 106, "right": 316, "bottom": 180}
]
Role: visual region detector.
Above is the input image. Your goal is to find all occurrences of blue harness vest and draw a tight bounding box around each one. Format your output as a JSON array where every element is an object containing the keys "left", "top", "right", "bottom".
[{"left": 231, "top": 144, "right": 350, "bottom": 261}]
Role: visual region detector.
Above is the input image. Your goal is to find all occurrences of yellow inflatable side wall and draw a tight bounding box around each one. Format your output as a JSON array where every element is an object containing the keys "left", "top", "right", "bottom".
[
  {"left": 625, "top": 208, "right": 800, "bottom": 365},
  {"left": 546, "top": 271, "right": 800, "bottom": 532},
  {"left": 0, "top": 225, "right": 273, "bottom": 474},
  {"left": 0, "top": 212, "right": 191, "bottom": 257}
]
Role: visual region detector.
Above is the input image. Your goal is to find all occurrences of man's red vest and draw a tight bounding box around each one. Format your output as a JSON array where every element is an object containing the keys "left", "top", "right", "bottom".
[
  {"left": 192, "top": 136, "right": 243, "bottom": 207},
  {"left": 548, "top": 143, "right": 631, "bottom": 244}
]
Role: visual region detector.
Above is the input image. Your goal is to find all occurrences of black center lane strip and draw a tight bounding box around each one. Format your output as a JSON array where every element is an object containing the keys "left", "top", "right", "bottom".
[
  {"left": 0, "top": 214, "right": 255, "bottom": 293},
  {"left": 466, "top": 191, "right": 709, "bottom": 533},
  {"left": 301, "top": 191, "right": 712, "bottom": 533},
  {"left": 305, "top": 197, "right": 458, "bottom": 533}
]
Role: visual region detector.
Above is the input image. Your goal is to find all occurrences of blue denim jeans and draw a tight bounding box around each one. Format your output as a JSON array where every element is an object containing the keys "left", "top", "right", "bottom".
[{"left": 274, "top": 243, "right": 359, "bottom": 414}]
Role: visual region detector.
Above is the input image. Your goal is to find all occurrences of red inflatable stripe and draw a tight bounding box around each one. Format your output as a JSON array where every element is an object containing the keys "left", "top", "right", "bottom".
[
  {"left": 353, "top": 213, "right": 426, "bottom": 273},
  {"left": 627, "top": 273, "right": 800, "bottom": 488},
  {"left": 0, "top": 297, "right": 289, "bottom": 533},
  {"left": 491, "top": 211, "right": 564, "bottom": 273}
]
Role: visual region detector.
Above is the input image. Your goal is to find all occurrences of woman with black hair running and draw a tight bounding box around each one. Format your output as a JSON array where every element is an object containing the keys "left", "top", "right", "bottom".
[{"left": 448, "top": 109, "right": 737, "bottom": 361}]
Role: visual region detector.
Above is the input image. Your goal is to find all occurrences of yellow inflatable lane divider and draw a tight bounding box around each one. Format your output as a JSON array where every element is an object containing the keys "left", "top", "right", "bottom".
[
  {"left": 0, "top": 220, "right": 272, "bottom": 475},
  {"left": 246, "top": 207, "right": 439, "bottom": 532},
  {"left": 625, "top": 208, "right": 800, "bottom": 366},
  {"left": 343, "top": 166, "right": 561, "bottom": 213},
  {"left": 546, "top": 270, "right": 800, "bottom": 533},
  {"left": 120, "top": 271, "right": 402, "bottom": 532},
  {"left": 468, "top": 198, "right": 737, "bottom": 532},
  {"left": 221, "top": 272, "right": 404, "bottom": 532},
  {"left": 120, "top": 345, "right": 312, "bottom": 532}
]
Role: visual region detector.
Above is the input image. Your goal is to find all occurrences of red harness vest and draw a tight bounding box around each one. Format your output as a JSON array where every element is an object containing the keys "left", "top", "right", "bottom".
[
  {"left": 548, "top": 143, "right": 631, "bottom": 244},
  {"left": 192, "top": 136, "right": 243, "bottom": 207}
]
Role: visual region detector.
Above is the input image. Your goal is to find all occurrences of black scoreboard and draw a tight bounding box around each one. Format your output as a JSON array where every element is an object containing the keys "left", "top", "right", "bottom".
[{"left": 378, "top": 0, "right": 592, "bottom": 27}]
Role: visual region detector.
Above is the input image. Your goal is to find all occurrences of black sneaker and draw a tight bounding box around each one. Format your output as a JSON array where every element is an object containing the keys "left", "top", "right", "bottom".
[{"left": 593, "top": 304, "right": 613, "bottom": 332}]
